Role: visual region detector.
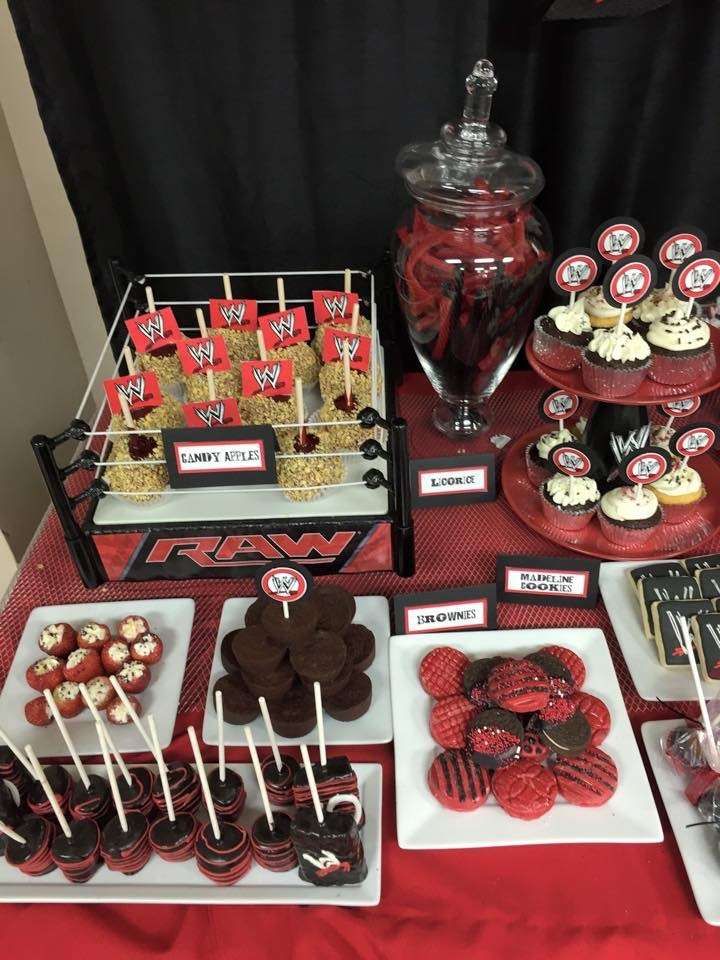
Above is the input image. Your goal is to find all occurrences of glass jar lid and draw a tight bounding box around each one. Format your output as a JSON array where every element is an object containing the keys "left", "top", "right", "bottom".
[{"left": 396, "top": 59, "right": 544, "bottom": 212}]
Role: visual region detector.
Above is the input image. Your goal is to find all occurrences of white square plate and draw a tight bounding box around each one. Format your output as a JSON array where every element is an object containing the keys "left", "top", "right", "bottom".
[
  {"left": 642, "top": 720, "right": 720, "bottom": 925},
  {"left": 0, "top": 599, "right": 195, "bottom": 757},
  {"left": 202, "top": 596, "right": 392, "bottom": 746},
  {"left": 390, "top": 627, "right": 663, "bottom": 849},
  {"left": 0, "top": 762, "right": 381, "bottom": 905},
  {"left": 600, "top": 561, "right": 720, "bottom": 702}
]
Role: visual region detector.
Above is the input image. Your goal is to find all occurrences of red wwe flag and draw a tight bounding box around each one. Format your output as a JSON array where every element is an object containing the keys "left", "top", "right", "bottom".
[
  {"left": 125, "top": 308, "right": 181, "bottom": 353},
  {"left": 321, "top": 331, "right": 371, "bottom": 372},
  {"left": 177, "top": 335, "right": 231, "bottom": 376},
  {"left": 240, "top": 359, "right": 294, "bottom": 398}
]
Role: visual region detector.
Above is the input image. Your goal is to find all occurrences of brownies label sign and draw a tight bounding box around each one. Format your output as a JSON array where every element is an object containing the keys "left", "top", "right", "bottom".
[
  {"left": 240, "top": 359, "right": 294, "bottom": 398},
  {"left": 257, "top": 562, "right": 313, "bottom": 603},
  {"left": 104, "top": 371, "right": 162, "bottom": 415},
  {"left": 654, "top": 227, "right": 706, "bottom": 270},
  {"left": 162, "top": 425, "right": 277, "bottom": 488},
  {"left": 672, "top": 251, "right": 720, "bottom": 301},
  {"left": 410, "top": 455, "right": 496, "bottom": 507},
  {"left": 208, "top": 299, "right": 258, "bottom": 331},
  {"left": 177, "top": 335, "right": 231, "bottom": 376},
  {"left": 393, "top": 585, "right": 497, "bottom": 634},
  {"left": 549, "top": 248, "right": 599, "bottom": 296},
  {"left": 321, "top": 331, "right": 371, "bottom": 371},
  {"left": 602, "top": 255, "right": 657, "bottom": 308},
  {"left": 182, "top": 398, "right": 243, "bottom": 428},
  {"left": 125, "top": 308, "right": 181, "bottom": 353},
  {"left": 497, "top": 554, "right": 600, "bottom": 609},
  {"left": 312, "top": 290, "right": 360, "bottom": 324},
  {"left": 259, "top": 307, "right": 311, "bottom": 348},
  {"left": 593, "top": 217, "right": 644, "bottom": 262}
]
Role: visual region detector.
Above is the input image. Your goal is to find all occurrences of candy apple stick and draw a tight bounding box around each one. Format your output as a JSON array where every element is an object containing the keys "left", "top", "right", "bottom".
[
  {"left": 344, "top": 268, "right": 352, "bottom": 294},
  {"left": 145, "top": 285, "right": 156, "bottom": 312},
  {"left": 215, "top": 689, "right": 226, "bottom": 782},
  {"left": 258, "top": 697, "right": 283, "bottom": 773},
  {"left": 188, "top": 725, "right": 221, "bottom": 841},
  {"left": 108, "top": 675, "right": 157, "bottom": 758},
  {"left": 123, "top": 346, "right": 137, "bottom": 376},
  {"left": 244, "top": 725, "right": 274, "bottom": 830},
  {"left": 313, "top": 681, "right": 327, "bottom": 767},
  {"left": 79, "top": 682, "right": 132, "bottom": 786},
  {"left": 257, "top": 328, "right": 268, "bottom": 362},
  {"left": 343, "top": 340, "right": 352, "bottom": 403},
  {"left": 25, "top": 745, "right": 71, "bottom": 838},
  {"left": 222, "top": 274, "right": 233, "bottom": 299},
  {"left": 96, "top": 722, "right": 128, "bottom": 832},
  {"left": 277, "top": 277, "right": 286, "bottom": 312},
  {"left": 299, "top": 743, "right": 323, "bottom": 823},
  {"left": 0, "top": 822, "right": 26, "bottom": 844},
  {"left": 0, "top": 726, "right": 35, "bottom": 777},
  {"left": 42, "top": 688, "right": 90, "bottom": 789},
  {"left": 195, "top": 307, "right": 216, "bottom": 401},
  {"left": 295, "top": 376, "right": 305, "bottom": 445},
  {"left": 118, "top": 391, "right": 136, "bottom": 431},
  {"left": 147, "top": 713, "right": 175, "bottom": 822}
]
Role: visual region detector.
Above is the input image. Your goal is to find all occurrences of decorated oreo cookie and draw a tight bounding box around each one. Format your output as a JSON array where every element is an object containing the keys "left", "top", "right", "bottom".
[
  {"left": 467, "top": 708, "right": 524, "bottom": 769},
  {"left": 427, "top": 749, "right": 492, "bottom": 811},
  {"left": 486, "top": 659, "right": 550, "bottom": 713}
]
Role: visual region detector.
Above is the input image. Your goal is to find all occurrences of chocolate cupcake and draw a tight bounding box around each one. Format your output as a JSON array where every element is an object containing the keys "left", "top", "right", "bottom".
[
  {"left": 525, "top": 427, "right": 575, "bottom": 487},
  {"left": 598, "top": 485, "right": 662, "bottom": 547},
  {"left": 581, "top": 327, "right": 652, "bottom": 398},
  {"left": 540, "top": 473, "right": 600, "bottom": 532},
  {"left": 533, "top": 301, "right": 592, "bottom": 370}
]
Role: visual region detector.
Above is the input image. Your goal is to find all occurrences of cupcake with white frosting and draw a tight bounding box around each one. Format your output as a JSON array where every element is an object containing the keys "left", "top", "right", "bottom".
[
  {"left": 582, "top": 286, "right": 623, "bottom": 329},
  {"left": 581, "top": 327, "right": 652, "bottom": 398},
  {"left": 629, "top": 286, "right": 686, "bottom": 334},
  {"left": 533, "top": 300, "right": 593, "bottom": 370},
  {"left": 525, "top": 427, "right": 575, "bottom": 487},
  {"left": 645, "top": 311, "right": 715, "bottom": 386},
  {"left": 648, "top": 462, "right": 706, "bottom": 525},
  {"left": 540, "top": 473, "right": 600, "bottom": 531},
  {"left": 598, "top": 485, "right": 662, "bottom": 546}
]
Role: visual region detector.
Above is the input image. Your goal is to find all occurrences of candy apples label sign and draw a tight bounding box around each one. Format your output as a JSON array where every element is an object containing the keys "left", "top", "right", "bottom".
[
  {"left": 177, "top": 335, "right": 231, "bottom": 376},
  {"left": 602, "top": 256, "right": 657, "bottom": 308},
  {"left": 125, "top": 308, "right": 181, "bottom": 353},
  {"left": 240, "top": 359, "right": 294, "bottom": 398},
  {"left": 182, "top": 398, "right": 243, "bottom": 428},
  {"left": 548, "top": 248, "right": 599, "bottom": 296},
  {"left": 208, "top": 299, "right": 258, "bottom": 331},
  {"left": 620, "top": 446, "right": 670, "bottom": 485},
  {"left": 593, "top": 217, "right": 644, "bottom": 262},
  {"left": 654, "top": 227, "right": 706, "bottom": 270},
  {"left": 661, "top": 396, "right": 701, "bottom": 418},
  {"left": 162, "top": 424, "right": 277, "bottom": 489},
  {"left": 672, "top": 423, "right": 717, "bottom": 458},
  {"left": 104, "top": 371, "right": 162, "bottom": 415},
  {"left": 539, "top": 388, "right": 580, "bottom": 422},
  {"left": 312, "top": 290, "right": 360, "bottom": 325},
  {"left": 672, "top": 251, "right": 720, "bottom": 301},
  {"left": 321, "top": 331, "right": 371, "bottom": 372},
  {"left": 258, "top": 307, "right": 310, "bottom": 349},
  {"left": 257, "top": 563, "right": 312, "bottom": 603},
  {"left": 551, "top": 445, "right": 592, "bottom": 478}
]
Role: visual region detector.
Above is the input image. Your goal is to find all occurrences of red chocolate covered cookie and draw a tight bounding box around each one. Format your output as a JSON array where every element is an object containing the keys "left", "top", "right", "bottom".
[
  {"left": 554, "top": 746, "right": 618, "bottom": 806},
  {"left": 427, "top": 749, "right": 492, "bottom": 811},
  {"left": 429, "top": 695, "right": 476, "bottom": 749},
  {"left": 419, "top": 647, "right": 470, "bottom": 699},
  {"left": 487, "top": 659, "right": 550, "bottom": 713},
  {"left": 571, "top": 691, "right": 611, "bottom": 746},
  {"left": 541, "top": 645, "right": 586, "bottom": 688},
  {"left": 492, "top": 759, "right": 558, "bottom": 820}
]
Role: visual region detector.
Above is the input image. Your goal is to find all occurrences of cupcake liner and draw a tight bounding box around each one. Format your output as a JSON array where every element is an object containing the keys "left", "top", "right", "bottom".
[
  {"left": 647, "top": 346, "right": 716, "bottom": 386},
  {"left": 598, "top": 510, "right": 661, "bottom": 547},
  {"left": 581, "top": 353, "right": 650, "bottom": 398},
  {"left": 657, "top": 488, "right": 706, "bottom": 525},
  {"left": 540, "top": 493, "right": 596, "bottom": 531},
  {"left": 525, "top": 445, "right": 550, "bottom": 487},
  {"left": 532, "top": 319, "right": 582, "bottom": 371}
]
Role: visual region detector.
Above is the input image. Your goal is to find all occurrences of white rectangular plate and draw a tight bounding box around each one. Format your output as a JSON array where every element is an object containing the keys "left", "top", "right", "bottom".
[
  {"left": 600, "top": 560, "right": 720, "bottom": 702},
  {"left": 0, "top": 599, "right": 195, "bottom": 757},
  {"left": 390, "top": 627, "right": 663, "bottom": 849},
  {"left": 202, "top": 597, "right": 392, "bottom": 747},
  {"left": 0, "top": 762, "right": 381, "bottom": 905},
  {"left": 642, "top": 720, "right": 720, "bottom": 925}
]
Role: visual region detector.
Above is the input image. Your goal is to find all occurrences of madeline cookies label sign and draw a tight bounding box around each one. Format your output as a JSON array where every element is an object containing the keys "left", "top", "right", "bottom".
[{"left": 497, "top": 555, "right": 600, "bottom": 609}]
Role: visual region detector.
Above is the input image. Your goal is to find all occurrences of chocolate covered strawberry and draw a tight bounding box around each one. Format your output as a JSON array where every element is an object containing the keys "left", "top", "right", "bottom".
[
  {"left": 39, "top": 623, "right": 76, "bottom": 657},
  {"left": 116, "top": 660, "right": 151, "bottom": 694},
  {"left": 101, "top": 640, "right": 131, "bottom": 675},
  {"left": 52, "top": 681, "right": 84, "bottom": 718},
  {"left": 26, "top": 656, "right": 65, "bottom": 693},
  {"left": 130, "top": 633, "right": 163, "bottom": 666},
  {"left": 63, "top": 648, "right": 103, "bottom": 684},
  {"left": 117, "top": 616, "right": 150, "bottom": 643},
  {"left": 25, "top": 696, "right": 53, "bottom": 727}
]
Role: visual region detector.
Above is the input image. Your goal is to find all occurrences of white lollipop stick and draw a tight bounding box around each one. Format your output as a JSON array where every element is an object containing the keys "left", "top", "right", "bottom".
[
  {"left": 79, "top": 683, "right": 132, "bottom": 786},
  {"left": 313, "top": 682, "right": 327, "bottom": 767},
  {"left": 123, "top": 346, "right": 136, "bottom": 376},
  {"left": 24, "top": 745, "right": 71, "bottom": 839},
  {"left": 42, "top": 689, "right": 90, "bottom": 789},
  {"left": 108, "top": 675, "right": 156, "bottom": 758},
  {"left": 96, "top": 722, "right": 128, "bottom": 832},
  {"left": 244, "top": 725, "right": 274, "bottom": 831},
  {"left": 299, "top": 743, "right": 323, "bottom": 823},
  {"left": 147, "top": 714, "right": 175, "bottom": 823},
  {"left": 0, "top": 821, "right": 26, "bottom": 845},
  {"left": 678, "top": 616, "right": 720, "bottom": 771},
  {"left": 277, "top": 277, "right": 286, "bottom": 312},
  {"left": 0, "top": 726, "right": 36, "bottom": 777},
  {"left": 258, "top": 697, "right": 283, "bottom": 773},
  {"left": 344, "top": 268, "right": 351, "bottom": 294},
  {"left": 215, "top": 689, "right": 225, "bottom": 782},
  {"left": 145, "top": 285, "right": 156, "bottom": 312},
  {"left": 187, "top": 726, "right": 221, "bottom": 841},
  {"left": 222, "top": 274, "right": 233, "bottom": 299}
]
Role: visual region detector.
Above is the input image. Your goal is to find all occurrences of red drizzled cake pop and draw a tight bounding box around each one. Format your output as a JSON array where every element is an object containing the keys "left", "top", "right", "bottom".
[
  {"left": 251, "top": 813, "right": 298, "bottom": 872},
  {"left": 207, "top": 689, "right": 246, "bottom": 822},
  {"left": 51, "top": 819, "right": 102, "bottom": 883},
  {"left": 0, "top": 782, "right": 22, "bottom": 855},
  {"left": 0, "top": 744, "right": 33, "bottom": 803},
  {"left": 69, "top": 774, "right": 112, "bottom": 825},
  {"left": 101, "top": 811, "right": 152, "bottom": 875},
  {"left": 5, "top": 816, "right": 56, "bottom": 876},
  {"left": 151, "top": 761, "right": 201, "bottom": 815},
  {"left": 27, "top": 765, "right": 72, "bottom": 816},
  {"left": 260, "top": 754, "right": 298, "bottom": 806},
  {"left": 119, "top": 766, "right": 155, "bottom": 817},
  {"left": 147, "top": 714, "right": 199, "bottom": 862}
]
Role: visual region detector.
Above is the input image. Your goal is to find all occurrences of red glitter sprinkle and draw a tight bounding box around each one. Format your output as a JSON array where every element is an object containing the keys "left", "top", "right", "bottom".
[
  {"left": 468, "top": 727, "right": 520, "bottom": 755},
  {"left": 539, "top": 697, "right": 576, "bottom": 725}
]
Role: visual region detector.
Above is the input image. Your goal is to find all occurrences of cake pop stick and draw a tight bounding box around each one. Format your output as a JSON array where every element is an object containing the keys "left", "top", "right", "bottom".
[
  {"left": 0, "top": 727, "right": 36, "bottom": 777},
  {"left": 147, "top": 714, "right": 175, "bottom": 822},
  {"left": 24, "top": 745, "right": 71, "bottom": 839},
  {"left": 342, "top": 340, "right": 352, "bottom": 404},
  {"left": 195, "top": 307, "right": 216, "bottom": 401},
  {"left": 42, "top": 689, "right": 90, "bottom": 790},
  {"left": 146, "top": 285, "right": 156, "bottom": 312},
  {"left": 107, "top": 676, "right": 159, "bottom": 763},
  {"left": 187, "top": 725, "right": 221, "bottom": 841},
  {"left": 79, "top": 683, "right": 132, "bottom": 786},
  {"left": 277, "top": 277, "right": 286, "bottom": 312},
  {"left": 96, "top": 722, "right": 128, "bottom": 833},
  {"left": 258, "top": 696, "right": 283, "bottom": 773},
  {"left": 222, "top": 274, "right": 233, "bottom": 299},
  {"left": 0, "top": 822, "right": 26, "bottom": 845},
  {"left": 313, "top": 682, "right": 327, "bottom": 768},
  {"left": 299, "top": 743, "right": 324, "bottom": 823},
  {"left": 244, "top": 725, "right": 274, "bottom": 830},
  {"left": 215, "top": 689, "right": 225, "bottom": 783},
  {"left": 676, "top": 615, "right": 720, "bottom": 772}
]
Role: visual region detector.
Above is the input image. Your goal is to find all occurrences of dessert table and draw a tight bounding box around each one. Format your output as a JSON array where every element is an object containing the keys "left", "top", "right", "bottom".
[{"left": 1, "top": 370, "right": 718, "bottom": 958}]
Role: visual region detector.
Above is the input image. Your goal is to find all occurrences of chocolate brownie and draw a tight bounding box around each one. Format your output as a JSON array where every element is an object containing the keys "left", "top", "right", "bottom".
[
  {"left": 231, "top": 626, "right": 286, "bottom": 676},
  {"left": 315, "top": 585, "right": 356, "bottom": 633},
  {"left": 261, "top": 598, "right": 319, "bottom": 647},
  {"left": 267, "top": 683, "right": 316, "bottom": 738},
  {"left": 290, "top": 630, "right": 347, "bottom": 682},
  {"left": 241, "top": 658, "right": 295, "bottom": 700},
  {"left": 220, "top": 630, "right": 242, "bottom": 673},
  {"left": 213, "top": 674, "right": 260, "bottom": 725},
  {"left": 244, "top": 597, "right": 267, "bottom": 627},
  {"left": 343, "top": 624, "right": 375, "bottom": 672},
  {"left": 324, "top": 671, "right": 372, "bottom": 722}
]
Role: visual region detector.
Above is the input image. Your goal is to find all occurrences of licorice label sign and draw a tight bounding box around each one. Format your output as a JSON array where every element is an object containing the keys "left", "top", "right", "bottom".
[
  {"left": 496, "top": 555, "right": 600, "bottom": 608},
  {"left": 162, "top": 425, "right": 277, "bottom": 489},
  {"left": 393, "top": 586, "right": 497, "bottom": 634},
  {"left": 410, "top": 455, "right": 496, "bottom": 508}
]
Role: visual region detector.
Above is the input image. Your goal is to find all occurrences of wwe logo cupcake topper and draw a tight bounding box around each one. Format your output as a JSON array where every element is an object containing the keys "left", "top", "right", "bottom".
[
  {"left": 616, "top": 442, "right": 671, "bottom": 504},
  {"left": 658, "top": 396, "right": 701, "bottom": 441},
  {"left": 548, "top": 248, "right": 600, "bottom": 307},
  {"left": 671, "top": 250, "right": 720, "bottom": 320},
  {"left": 602, "top": 255, "right": 658, "bottom": 335},
  {"left": 538, "top": 387, "right": 580, "bottom": 433},
  {"left": 592, "top": 217, "right": 644, "bottom": 264},
  {"left": 551, "top": 441, "right": 596, "bottom": 499},
  {"left": 669, "top": 421, "right": 717, "bottom": 470},
  {"left": 653, "top": 226, "right": 707, "bottom": 283},
  {"left": 257, "top": 562, "right": 313, "bottom": 620}
]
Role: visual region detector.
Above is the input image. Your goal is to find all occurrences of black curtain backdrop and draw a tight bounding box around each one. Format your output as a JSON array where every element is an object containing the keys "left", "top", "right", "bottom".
[{"left": 8, "top": 0, "right": 720, "bottom": 358}]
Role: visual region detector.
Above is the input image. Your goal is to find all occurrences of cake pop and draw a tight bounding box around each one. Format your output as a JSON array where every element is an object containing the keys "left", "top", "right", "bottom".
[
  {"left": 245, "top": 725, "right": 297, "bottom": 872},
  {"left": 147, "top": 715, "right": 199, "bottom": 862}
]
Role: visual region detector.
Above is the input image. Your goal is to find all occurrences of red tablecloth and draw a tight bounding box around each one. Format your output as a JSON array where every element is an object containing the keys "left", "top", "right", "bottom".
[{"left": 1, "top": 371, "right": 719, "bottom": 959}]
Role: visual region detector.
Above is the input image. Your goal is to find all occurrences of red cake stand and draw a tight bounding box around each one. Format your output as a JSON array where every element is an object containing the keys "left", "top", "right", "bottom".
[{"left": 502, "top": 426, "right": 720, "bottom": 561}]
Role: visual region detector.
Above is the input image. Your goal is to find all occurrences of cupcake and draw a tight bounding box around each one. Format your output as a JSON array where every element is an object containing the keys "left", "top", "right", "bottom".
[
  {"left": 525, "top": 427, "right": 575, "bottom": 487},
  {"left": 598, "top": 485, "right": 662, "bottom": 546},
  {"left": 581, "top": 327, "right": 652, "bottom": 398},
  {"left": 532, "top": 301, "right": 593, "bottom": 370},
  {"left": 582, "top": 286, "right": 623, "bottom": 328},
  {"left": 540, "top": 473, "right": 600, "bottom": 531},
  {"left": 648, "top": 462, "right": 706, "bottom": 524},
  {"left": 630, "top": 286, "right": 686, "bottom": 334},
  {"left": 645, "top": 311, "right": 715, "bottom": 386}
]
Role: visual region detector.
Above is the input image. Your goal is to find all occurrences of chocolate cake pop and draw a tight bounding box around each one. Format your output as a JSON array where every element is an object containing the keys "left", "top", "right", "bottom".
[
  {"left": 260, "top": 754, "right": 299, "bottom": 806},
  {"left": 0, "top": 745, "right": 33, "bottom": 803},
  {"left": 27, "top": 765, "right": 72, "bottom": 817},
  {"left": 51, "top": 819, "right": 102, "bottom": 884},
  {"left": 5, "top": 816, "right": 56, "bottom": 876},
  {"left": 101, "top": 810, "right": 152, "bottom": 875},
  {"left": 119, "top": 766, "right": 155, "bottom": 817},
  {"left": 146, "top": 714, "right": 199, "bottom": 863},
  {"left": 151, "top": 762, "right": 201, "bottom": 816},
  {"left": 251, "top": 813, "right": 297, "bottom": 872},
  {"left": 69, "top": 774, "right": 112, "bottom": 825},
  {"left": 207, "top": 690, "right": 246, "bottom": 822}
]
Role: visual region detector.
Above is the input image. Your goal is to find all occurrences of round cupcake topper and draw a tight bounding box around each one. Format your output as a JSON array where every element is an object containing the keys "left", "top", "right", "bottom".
[
  {"left": 670, "top": 422, "right": 717, "bottom": 459},
  {"left": 551, "top": 443, "right": 597, "bottom": 478},
  {"left": 654, "top": 226, "right": 707, "bottom": 270},
  {"left": 257, "top": 562, "right": 312, "bottom": 604},
  {"left": 548, "top": 248, "right": 599, "bottom": 297},
  {"left": 602, "top": 255, "right": 657, "bottom": 308},
  {"left": 618, "top": 445, "right": 671, "bottom": 486},
  {"left": 660, "top": 396, "right": 702, "bottom": 418},
  {"left": 539, "top": 388, "right": 580, "bottom": 424},
  {"left": 592, "top": 217, "right": 644, "bottom": 263},
  {"left": 671, "top": 251, "right": 720, "bottom": 302}
]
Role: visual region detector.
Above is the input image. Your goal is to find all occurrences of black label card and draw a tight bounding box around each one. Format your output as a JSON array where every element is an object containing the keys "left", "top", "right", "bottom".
[
  {"left": 653, "top": 599, "right": 715, "bottom": 666},
  {"left": 694, "top": 614, "right": 720, "bottom": 679},
  {"left": 686, "top": 554, "right": 720, "bottom": 576},
  {"left": 162, "top": 425, "right": 277, "bottom": 489},
  {"left": 696, "top": 568, "right": 720, "bottom": 599},
  {"left": 410, "top": 455, "right": 496, "bottom": 508},
  {"left": 393, "top": 585, "right": 497, "bottom": 635},
  {"left": 628, "top": 561, "right": 687, "bottom": 591},
  {"left": 496, "top": 555, "right": 600, "bottom": 608}
]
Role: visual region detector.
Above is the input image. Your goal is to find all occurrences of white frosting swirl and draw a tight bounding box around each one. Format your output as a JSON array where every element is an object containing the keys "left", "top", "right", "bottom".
[
  {"left": 547, "top": 300, "right": 592, "bottom": 335},
  {"left": 649, "top": 464, "right": 703, "bottom": 497},
  {"left": 632, "top": 288, "right": 685, "bottom": 324},
  {"left": 646, "top": 311, "right": 710, "bottom": 351},
  {"left": 600, "top": 485, "right": 659, "bottom": 521},
  {"left": 586, "top": 327, "right": 651, "bottom": 363},
  {"left": 583, "top": 286, "right": 620, "bottom": 319},
  {"left": 535, "top": 428, "right": 574, "bottom": 461},
  {"left": 545, "top": 474, "right": 600, "bottom": 507}
]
